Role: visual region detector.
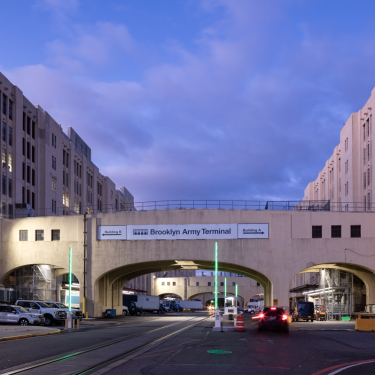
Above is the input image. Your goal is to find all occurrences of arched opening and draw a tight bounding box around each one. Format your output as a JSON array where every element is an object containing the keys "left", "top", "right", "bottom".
[
  {"left": 188, "top": 292, "right": 245, "bottom": 308},
  {"left": 289, "top": 262, "right": 375, "bottom": 318},
  {"left": 159, "top": 293, "right": 183, "bottom": 300},
  {"left": 0, "top": 264, "right": 79, "bottom": 305},
  {"left": 94, "top": 259, "right": 271, "bottom": 316}
]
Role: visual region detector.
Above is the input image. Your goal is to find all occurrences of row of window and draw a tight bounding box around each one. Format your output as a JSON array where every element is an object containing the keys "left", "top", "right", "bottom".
[
  {"left": 22, "top": 113, "right": 36, "bottom": 139},
  {"left": 2, "top": 94, "right": 13, "bottom": 120},
  {"left": 364, "top": 169, "right": 371, "bottom": 189},
  {"left": 51, "top": 133, "right": 57, "bottom": 148},
  {"left": 63, "top": 150, "right": 69, "bottom": 167},
  {"left": 22, "top": 139, "right": 35, "bottom": 162},
  {"left": 74, "top": 161, "right": 82, "bottom": 179},
  {"left": 1, "top": 175, "right": 12, "bottom": 197},
  {"left": 312, "top": 225, "right": 361, "bottom": 238},
  {"left": 22, "top": 187, "right": 35, "bottom": 208},
  {"left": 0, "top": 203, "right": 13, "bottom": 218},
  {"left": 363, "top": 145, "right": 370, "bottom": 165},
  {"left": 1, "top": 122, "right": 12, "bottom": 146},
  {"left": 22, "top": 163, "right": 35, "bottom": 185},
  {"left": 19, "top": 229, "right": 60, "bottom": 241},
  {"left": 2, "top": 149, "right": 12, "bottom": 172},
  {"left": 160, "top": 281, "right": 241, "bottom": 287}
]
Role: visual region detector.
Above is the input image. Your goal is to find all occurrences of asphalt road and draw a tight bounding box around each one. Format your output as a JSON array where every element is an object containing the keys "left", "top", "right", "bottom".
[{"left": 0, "top": 314, "right": 374, "bottom": 375}]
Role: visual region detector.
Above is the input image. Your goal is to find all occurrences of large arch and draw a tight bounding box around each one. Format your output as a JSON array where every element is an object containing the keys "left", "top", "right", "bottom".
[
  {"left": 289, "top": 262, "right": 375, "bottom": 313},
  {"left": 94, "top": 259, "right": 273, "bottom": 316}
]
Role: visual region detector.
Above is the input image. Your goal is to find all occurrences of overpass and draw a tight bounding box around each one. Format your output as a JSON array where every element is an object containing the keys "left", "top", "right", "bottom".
[{"left": 1, "top": 207, "right": 375, "bottom": 316}]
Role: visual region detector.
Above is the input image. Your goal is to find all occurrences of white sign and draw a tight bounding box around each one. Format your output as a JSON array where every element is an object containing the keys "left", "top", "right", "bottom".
[
  {"left": 127, "top": 224, "right": 237, "bottom": 240},
  {"left": 237, "top": 223, "right": 269, "bottom": 239},
  {"left": 97, "top": 224, "right": 269, "bottom": 240},
  {"left": 97, "top": 226, "right": 127, "bottom": 240}
]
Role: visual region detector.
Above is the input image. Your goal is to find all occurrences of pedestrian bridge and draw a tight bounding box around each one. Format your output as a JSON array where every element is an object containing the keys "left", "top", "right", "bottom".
[{"left": 1, "top": 207, "right": 375, "bottom": 316}]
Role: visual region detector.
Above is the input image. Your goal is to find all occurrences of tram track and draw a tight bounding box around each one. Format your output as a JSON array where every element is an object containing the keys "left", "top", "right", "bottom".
[{"left": 0, "top": 315, "right": 211, "bottom": 375}]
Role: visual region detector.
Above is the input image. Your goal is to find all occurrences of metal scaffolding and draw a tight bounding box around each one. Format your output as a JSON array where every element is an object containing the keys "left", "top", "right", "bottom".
[{"left": 14, "top": 265, "right": 56, "bottom": 302}]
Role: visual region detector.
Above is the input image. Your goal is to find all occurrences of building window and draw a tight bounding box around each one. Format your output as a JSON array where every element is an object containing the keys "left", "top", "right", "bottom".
[
  {"left": 364, "top": 173, "right": 366, "bottom": 189},
  {"left": 23, "top": 113, "right": 26, "bottom": 131},
  {"left": 2, "top": 175, "right": 6, "bottom": 195},
  {"left": 27, "top": 189, "right": 30, "bottom": 204},
  {"left": 32, "top": 146, "right": 35, "bottom": 163},
  {"left": 8, "top": 153, "right": 12, "bottom": 172},
  {"left": 167, "top": 282, "right": 170, "bottom": 286},
  {"left": 35, "top": 230, "right": 44, "bottom": 241},
  {"left": 22, "top": 187, "right": 25, "bottom": 204},
  {"left": 2, "top": 94, "right": 6, "bottom": 115},
  {"left": 9, "top": 100, "right": 12, "bottom": 120},
  {"left": 27, "top": 141, "right": 30, "bottom": 159},
  {"left": 19, "top": 230, "right": 28, "bottom": 241},
  {"left": 32, "top": 169, "right": 35, "bottom": 186},
  {"left": 161, "top": 282, "right": 165, "bottom": 286},
  {"left": 52, "top": 156, "right": 56, "bottom": 170},
  {"left": 32, "top": 121, "right": 35, "bottom": 139},
  {"left": 27, "top": 166, "right": 30, "bottom": 183},
  {"left": 331, "top": 225, "right": 341, "bottom": 238},
  {"left": 369, "top": 168, "right": 371, "bottom": 186},
  {"left": 8, "top": 179, "right": 12, "bottom": 198},
  {"left": 52, "top": 177, "right": 57, "bottom": 191},
  {"left": 351, "top": 225, "right": 361, "bottom": 238},
  {"left": 257, "top": 282, "right": 260, "bottom": 286},
  {"left": 22, "top": 138, "right": 25, "bottom": 156},
  {"left": 22, "top": 163, "right": 25, "bottom": 180},
  {"left": 1, "top": 122, "right": 5, "bottom": 142},
  {"left": 8, "top": 204, "right": 13, "bottom": 218},
  {"left": 196, "top": 282, "right": 199, "bottom": 286},
  {"left": 232, "top": 282, "right": 236, "bottom": 286},
  {"left": 63, "top": 170, "right": 65, "bottom": 185},
  {"left": 51, "top": 133, "right": 56, "bottom": 148},
  {"left": 220, "top": 282, "right": 224, "bottom": 286},
  {"left": 27, "top": 117, "right": 30, "bottom": 135},
  {"left": 32, "top": 192, "right": 35, "bottom": 209},
  {"left": 51, "top": 230, "right": 60, "bottom": 241},
  {"left": 8, "top": 127, "right": 12, "bottom": 146},
  {"left": 312, "top": 226, "right": 322, "bottom": 238},
  {"left": 208, "top": 282, "right": 211, "bottom": 286},
  {"left": 173, "top": 282, "right": 176, "bottom": 286}
]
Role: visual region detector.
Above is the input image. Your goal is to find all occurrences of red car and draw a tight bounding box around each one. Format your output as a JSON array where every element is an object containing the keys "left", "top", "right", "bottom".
[{"left": 258, "top": 307, "right": 289, "bottom": 333}]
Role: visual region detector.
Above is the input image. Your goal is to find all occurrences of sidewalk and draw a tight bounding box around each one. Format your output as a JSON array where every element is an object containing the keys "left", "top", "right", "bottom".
[{"left": 0, "top": 326, "right": 60, "bottom": 341}]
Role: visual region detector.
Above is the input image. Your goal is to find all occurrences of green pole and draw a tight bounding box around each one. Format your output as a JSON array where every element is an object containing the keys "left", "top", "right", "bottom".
[
  {"left": 215, "top": 242, "right": 218, "bottom": 310},
  {"left": 224, "top": 277, "right": 227, "bottom": 300},
  {"left": 69, "top": 247, "right": 72, "bottom": 313},
  {"left": 235, "top": 284, "right": 238, "bottom": 298}
]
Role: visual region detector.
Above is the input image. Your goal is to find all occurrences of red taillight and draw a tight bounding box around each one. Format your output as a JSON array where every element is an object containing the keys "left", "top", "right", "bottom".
[
  {"left": 259, "top": 313, "right": 264, "bottom": 318},
  {"left": 282, "top": 314, "right": 288, "bottom": 320},
  {"left": 271, "top": 307, "right": 276, "bottom": 310}
]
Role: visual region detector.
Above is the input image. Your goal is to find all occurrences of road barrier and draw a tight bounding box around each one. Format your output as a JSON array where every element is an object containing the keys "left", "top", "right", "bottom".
[
  {"left": 355, "top": 319, "right": 375, "bottom": 331},
  {"left": 235, "top": 315, "right": 245, "bottom": 331}
]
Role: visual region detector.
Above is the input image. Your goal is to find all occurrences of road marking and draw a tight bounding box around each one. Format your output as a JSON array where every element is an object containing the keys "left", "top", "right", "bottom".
[{"left": 311, "top": 359, "right": 375, "bottom": 375}]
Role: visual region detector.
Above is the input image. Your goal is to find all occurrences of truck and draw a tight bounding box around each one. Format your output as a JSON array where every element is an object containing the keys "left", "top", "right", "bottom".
[
  {"left": 175, "top": 300, "right": 202, "bottom": 310},
  {"left": 292, "top": 301, "right": 315, "bottom": 322},
  {"left": 160, "top": 300, "right": 183, "bottom": 312},
  {"left": 245, "top": 300, "right": 264, "bottom": 314},
  {"left": 123, "top": 295, "right": 161, "bottom": 314}
]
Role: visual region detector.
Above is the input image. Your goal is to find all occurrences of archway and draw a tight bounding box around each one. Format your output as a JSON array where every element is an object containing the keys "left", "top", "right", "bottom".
[
  {"left": 188, "top": 292, "right": 245, "bottom": 308},
  {"left": 94, "top": 259, "right": 272, "bottom": 316},
  {"left": 289, "top": 262, "right": 375, "bottom": 316}
]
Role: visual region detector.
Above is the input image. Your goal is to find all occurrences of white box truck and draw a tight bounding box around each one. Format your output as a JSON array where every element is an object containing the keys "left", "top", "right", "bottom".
[{"left": 123, "top": 295, "right": 161, "bottom": 313}]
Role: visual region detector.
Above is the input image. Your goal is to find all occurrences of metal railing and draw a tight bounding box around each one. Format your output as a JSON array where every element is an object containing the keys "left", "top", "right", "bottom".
[{"left": 3, "top": 199, "right": 375, "bottom": 219}]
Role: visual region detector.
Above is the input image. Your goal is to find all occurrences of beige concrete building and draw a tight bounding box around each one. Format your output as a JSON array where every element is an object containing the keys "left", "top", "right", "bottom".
[
  {"left": 303, "top": 88, "right": 374, "bottom": 210},
  {"left": 1, "top": 208, "right": 375, "bottom": 317},
  {"left": 0, "top": 71, "right": 134, "bottom": 218}
]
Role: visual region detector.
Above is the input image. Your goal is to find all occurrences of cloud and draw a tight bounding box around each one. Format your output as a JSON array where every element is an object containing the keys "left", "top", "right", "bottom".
[{"left": 5, "top": 1, "right": 375, "bottom": 203}]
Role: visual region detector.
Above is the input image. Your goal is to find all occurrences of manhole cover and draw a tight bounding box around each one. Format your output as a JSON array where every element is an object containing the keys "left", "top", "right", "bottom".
[{"left": 207, "top": 350, "right": 232, "bottom": 354}]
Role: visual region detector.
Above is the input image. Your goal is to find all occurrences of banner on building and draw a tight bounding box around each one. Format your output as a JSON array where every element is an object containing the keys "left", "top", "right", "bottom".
[{"left": 97, "top": 224, "right": 268, "bottom": 240}]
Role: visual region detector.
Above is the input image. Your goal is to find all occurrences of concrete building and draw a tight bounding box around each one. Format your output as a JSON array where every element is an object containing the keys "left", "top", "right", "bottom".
[
  {"left": 1, "top": 208, "right": 375, "bottom": 317},
  {"left": 302, "top": 87, "right": 374, "bottom": 210},
  {"left": 0, "top": 71, "right": 134, "bottom": 218}
]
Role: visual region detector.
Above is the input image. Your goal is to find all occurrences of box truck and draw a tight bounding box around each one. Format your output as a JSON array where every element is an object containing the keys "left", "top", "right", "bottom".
[
  {"left": 123, "top": 295, "right": 161, "bottom": 314},
  {"left": 176, "top": 300, "right": 202, "bottom": 310}
]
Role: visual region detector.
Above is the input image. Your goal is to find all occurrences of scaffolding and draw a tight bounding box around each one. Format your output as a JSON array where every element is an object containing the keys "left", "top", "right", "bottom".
[
  {"left": 14, "top": 265, "right": 56, "bottom": 302},
  {"left": 305, "top": 269, "right": 353, "bottom": 320}
]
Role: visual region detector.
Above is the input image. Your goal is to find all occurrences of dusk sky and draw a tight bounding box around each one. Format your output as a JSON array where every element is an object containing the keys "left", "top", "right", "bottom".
[{"left": 1, "top": 0, "right": 375, "bottom": 203}]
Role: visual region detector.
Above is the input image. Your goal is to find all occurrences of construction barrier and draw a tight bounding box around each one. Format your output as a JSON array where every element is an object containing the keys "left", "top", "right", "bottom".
[
  {"left": 235, "top": 315, "right": 245, "bottom": 332},
  {"left": 355, "top": 319, "right": 375, "bottom": 331}
]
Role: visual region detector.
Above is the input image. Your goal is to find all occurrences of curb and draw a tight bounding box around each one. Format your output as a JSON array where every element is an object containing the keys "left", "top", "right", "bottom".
[{"left": 0, "top": 329, "right": 61, "bottom": 342}]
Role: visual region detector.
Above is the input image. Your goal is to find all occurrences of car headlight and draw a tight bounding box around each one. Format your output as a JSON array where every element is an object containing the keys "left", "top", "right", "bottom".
[
  {"left": 54, "top": 311, "right": 59, "bottom": 316},
  {"left": 31, "top": 315, "right": 39, "bottom": 318}
]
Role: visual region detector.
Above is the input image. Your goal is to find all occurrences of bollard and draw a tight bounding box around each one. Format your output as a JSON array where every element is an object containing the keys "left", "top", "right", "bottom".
[
  {"left": 77, "top": 319, "right": 80, "bottom": 330},
  {"left": 65, "top": 319, "right": 68, "bottom": 330}
]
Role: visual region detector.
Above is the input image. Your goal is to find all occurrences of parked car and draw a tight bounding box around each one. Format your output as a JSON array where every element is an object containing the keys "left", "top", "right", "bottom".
[
  {"left": 44, "top": 301, "right": 83, "bottom": 321},
  {"left": 292, "top": 301, "right": 314, "bottom": 322},
  {"left": 15, "top": 300, "right": 66, "bottom": 326},
  {"left": 258, "top": 307, "right": 289, "bottom": 333},
  {"left": 244, "top": 304, "right": 260, "bottom": 315},
  {"left": 0, "top": 304, "right": 44, "bottom": 326}
]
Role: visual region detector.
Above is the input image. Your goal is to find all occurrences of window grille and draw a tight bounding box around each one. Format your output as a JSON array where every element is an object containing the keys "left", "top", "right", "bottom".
[
  {"left": 51, "top": 230, "right": 60, "bottom": 241},
  {"left": 35, "top": 230, "right": 44, "bottom": 241},
  {"left": 19, "top": 230, "right": 28, "bottom": 241}
]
